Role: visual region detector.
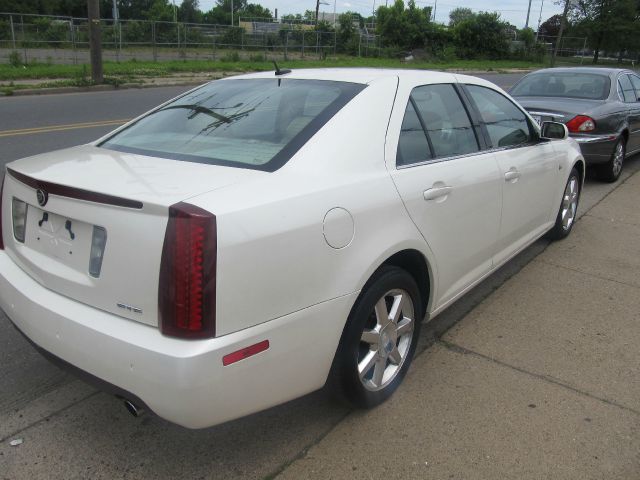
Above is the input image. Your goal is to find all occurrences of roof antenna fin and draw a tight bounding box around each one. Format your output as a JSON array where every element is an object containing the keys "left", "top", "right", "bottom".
[{"left": 273, "top": 61, "right": 291, "bottom": 76}]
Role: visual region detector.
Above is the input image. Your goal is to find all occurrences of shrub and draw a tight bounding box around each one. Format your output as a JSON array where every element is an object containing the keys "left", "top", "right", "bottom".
[
  {"left": 249, "top": 53, "right": 266, "bottom": 62},
  {"left": 222, "top": 51, "right": 240, "bottom": 62},
  {"left": 9, "top": 50, "right": 22, "bottom": 67}
]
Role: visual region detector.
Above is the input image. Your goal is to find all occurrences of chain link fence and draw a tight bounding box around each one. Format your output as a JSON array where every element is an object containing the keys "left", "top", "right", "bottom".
[
  {"left": 536, "top": 35, "right": 589, "bottom": 65},
  {"left": 3, "top": 13, "right": 604, "bottom": 67},
  {"left": 0, "top": 13, "right": 387, "bottom": 64}
]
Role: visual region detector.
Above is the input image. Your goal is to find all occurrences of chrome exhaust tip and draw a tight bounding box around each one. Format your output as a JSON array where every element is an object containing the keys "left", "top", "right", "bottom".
[{"left": 123, "top": 399, "right": 145, "bottom": 418}]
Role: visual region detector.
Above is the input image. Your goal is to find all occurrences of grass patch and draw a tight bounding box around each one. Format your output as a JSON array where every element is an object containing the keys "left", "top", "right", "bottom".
[{"left": 0, "top": 56, "right": 548, "bottom": 82}]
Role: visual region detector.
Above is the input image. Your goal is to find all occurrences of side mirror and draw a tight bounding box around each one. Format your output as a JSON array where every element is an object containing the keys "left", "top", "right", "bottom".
[{"left": 540, "top": 121, "right": 568, "bottom": 140}]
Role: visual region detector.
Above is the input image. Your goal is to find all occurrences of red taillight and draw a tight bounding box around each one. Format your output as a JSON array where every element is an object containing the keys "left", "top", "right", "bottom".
[
  {"left": 0, "top": 175, "right": 5, "bottom": 250},
  {"left": 566, "top": 115, "right": 596, "bottom": 133},
  {"left": 159, "top": 202, "right": 216, "bottom": 339}
]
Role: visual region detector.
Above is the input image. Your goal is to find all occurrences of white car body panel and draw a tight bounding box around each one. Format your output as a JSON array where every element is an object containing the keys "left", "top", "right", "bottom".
[
  {"left": 0, "top": 251, "right": 357, "bottom": 428},
  {"left": 491, "top": 142, "right": 560, "bottom": 265},
  {"left": 0, "top": 69, "right": 585, "bottom": 428},
  {"left": 2, "top": 147, "right": 265, "bottom": 326},
  {"left": 384, "top": 73, "right": 502, "bottom": 308}
]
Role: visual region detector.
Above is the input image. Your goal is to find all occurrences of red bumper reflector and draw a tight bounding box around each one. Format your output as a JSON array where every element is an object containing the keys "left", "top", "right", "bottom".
[{"left": 223, "top": 340, "right": 270, "bottom": 366}]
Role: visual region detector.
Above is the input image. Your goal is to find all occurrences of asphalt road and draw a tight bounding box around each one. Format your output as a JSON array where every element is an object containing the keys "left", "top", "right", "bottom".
[{"left": 1, "top": 73, "right": 637, "bottom": 479}]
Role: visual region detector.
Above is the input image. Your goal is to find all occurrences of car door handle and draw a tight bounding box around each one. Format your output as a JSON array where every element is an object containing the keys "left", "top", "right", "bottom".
[
  {"left": 423, "top": 185, "right": 453, "bottom": 201},
  {"left": 504, "top": 168, "right": 521, "bottom": 182}
]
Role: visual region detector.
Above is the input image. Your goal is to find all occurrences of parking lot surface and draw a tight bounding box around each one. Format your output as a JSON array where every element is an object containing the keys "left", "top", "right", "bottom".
[{"left": 1, "top": 81, "right": 639, "bottom": 479}]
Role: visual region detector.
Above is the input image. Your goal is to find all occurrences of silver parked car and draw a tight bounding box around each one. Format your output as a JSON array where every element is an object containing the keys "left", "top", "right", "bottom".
[{"left": 511, "top": 67, "right": 640, "bottom": 182}]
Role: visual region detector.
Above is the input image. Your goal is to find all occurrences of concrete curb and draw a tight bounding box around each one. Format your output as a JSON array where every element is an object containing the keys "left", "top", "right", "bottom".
[{"left": 1, "top": 80, "right": 207, "bottom": 97}]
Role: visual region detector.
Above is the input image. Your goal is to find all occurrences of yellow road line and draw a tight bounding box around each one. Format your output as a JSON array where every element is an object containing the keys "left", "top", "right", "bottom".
[{"left": 0, "top": 119, "right": 131, "bottom": 138}]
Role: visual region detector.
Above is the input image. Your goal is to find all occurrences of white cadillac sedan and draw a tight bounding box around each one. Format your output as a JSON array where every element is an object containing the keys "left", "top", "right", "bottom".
[{"left": 0, "top": 69, "right": 583, "bottom": 428}]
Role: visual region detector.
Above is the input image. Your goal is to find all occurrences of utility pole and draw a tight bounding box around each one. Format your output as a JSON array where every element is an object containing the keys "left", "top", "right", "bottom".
[
  {"left": 231, "top": 0, "right": 234, "bottom": 26},
  {"left": 333, "top": 0, "right": 336, "bottom": 27},
  {"left": 315, "top": 0, "right": 320, "bottom": 25},
  {"left": 536, "top": 0, "right": 545, "bottom": 40},
  {"left": 551, "top": 0, "right": 571, "bottom": 67},
  {"left": 88, "top": 0, "right": 103, "bottom": 84},
  {"left": 525, "top": 0, "right": 533, "bottom": 29},
  {"left": 432, "top": 0, "right": 437, "bottom": 22}
]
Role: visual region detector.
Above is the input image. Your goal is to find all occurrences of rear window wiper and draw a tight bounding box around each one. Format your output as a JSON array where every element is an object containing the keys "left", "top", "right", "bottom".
[{"left": 160, "top": 104, "right": 232, "bottom": 124}]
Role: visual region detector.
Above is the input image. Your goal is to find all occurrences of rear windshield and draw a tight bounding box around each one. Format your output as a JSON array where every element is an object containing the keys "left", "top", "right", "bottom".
[
  {"left": 510, "top": 72, "right": 610, "bottom": 100},
  {"left": 100, "top": 78, "right": 364, "bottom": 171}
]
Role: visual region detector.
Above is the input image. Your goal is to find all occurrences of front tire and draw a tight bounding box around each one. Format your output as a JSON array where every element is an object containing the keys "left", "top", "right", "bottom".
[
  {"left": 547, "top": 167, "right": 581, "bottom": 240},
  {"left": 597, "top": 138, "right": 625, "bottom": 183},
  {"left": 330, "top": 266, "right": 422, "bottom": 408}
]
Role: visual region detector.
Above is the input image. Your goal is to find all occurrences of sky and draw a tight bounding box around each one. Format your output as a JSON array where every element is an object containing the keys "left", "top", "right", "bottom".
[{"left": 198, "top": 0, "right": 563, "bottom": 29}]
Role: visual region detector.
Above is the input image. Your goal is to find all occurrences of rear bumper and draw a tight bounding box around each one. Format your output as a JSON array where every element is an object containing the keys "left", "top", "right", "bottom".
[
  {"left": 572, "top": 134, "right": 617, "bottom": 164},
  {"left": 0, "top": 251, "right": 354, "bottom": 429}
]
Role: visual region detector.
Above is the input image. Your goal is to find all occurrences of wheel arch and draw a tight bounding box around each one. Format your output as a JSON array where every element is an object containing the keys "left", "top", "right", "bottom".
[
  {"left": 573, "top": 157, "right": 586, "bottom": 187},
  {"left": 620, "top": 128, "right": 629, "bottom": 144},
  {"left": 380, "top": 250, "right": 431, "bottom": 317},
  {"left": 352, "top": 247, "right": 434, "bottom": 322}
]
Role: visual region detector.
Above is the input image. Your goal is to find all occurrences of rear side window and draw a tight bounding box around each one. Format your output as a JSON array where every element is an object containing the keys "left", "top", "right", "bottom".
[
  {"left": 396, "top": 84, "right": 479, "bottom": 166},
  {"left": 466, "top": 85, "right": 532, "bottom": 149},
  {"left": 100, "top": 79, "right": 364, "bottom": 172},
  {"left": 629, "top": 75, "right": 640, "bottom": 101},
  {"left": 620, "top": 75, "right": 638, "bottom": 102},
  {"left": 397, "top": 101, "right": 432, "bottom": 166}
]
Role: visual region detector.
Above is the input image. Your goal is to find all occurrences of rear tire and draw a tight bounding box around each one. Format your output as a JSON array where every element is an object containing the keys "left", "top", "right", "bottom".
[
  {"left": 597, "top": 138, "right": 625, "bottom": 183},
  {"left": 547, "top": 167, "right": 581, "bottom": 241},
  {"left": 330, "top": 266, "right": 422, "bottom": 408}
]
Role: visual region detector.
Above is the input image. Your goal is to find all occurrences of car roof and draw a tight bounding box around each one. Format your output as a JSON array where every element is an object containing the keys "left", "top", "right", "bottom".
[
  {"left": 220, "top": 68, "right": 487, "bottom": 86},
  {"left": 525, "top": 67, "right": 634, "bottom": 77}
]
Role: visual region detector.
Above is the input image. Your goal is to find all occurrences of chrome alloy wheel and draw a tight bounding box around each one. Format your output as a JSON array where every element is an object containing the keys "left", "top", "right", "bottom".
[
  {"left": 561, "top": 175, "right": 579, "bottom": 231},
  {"left": 612, "top": 141, "right": 625, "bottom": 178},
  {"left": 358, "top": 289, "right": 415, "bottom": 391}
]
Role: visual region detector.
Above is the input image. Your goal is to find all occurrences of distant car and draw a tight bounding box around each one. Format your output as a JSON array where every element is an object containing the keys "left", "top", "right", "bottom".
[
  {"left": 510, "top": 67, "right": 640, "bottom": 182},
  {"left": 0, "top": 69, "right": 584, "bottom": 428}
]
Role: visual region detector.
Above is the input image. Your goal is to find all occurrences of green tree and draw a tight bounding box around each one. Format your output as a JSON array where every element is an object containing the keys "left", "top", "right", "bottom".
[
  {"left": 336, "top": 12, "right": 356, "bottom": 53},
  {"left": 281, "top": 13, "right": 303, "bottom": 22},
  {"left": 453, "top": 11, "right": 510, "bottom": 59},
  {"left": 204, "top": 0, "right": 271, "bottom": 25},
  {"left": 519, "top": 27, "right": 535, "bottom": 48},
  {"left": 538, "top": 14, "right": 563, "bottom": 37},
  {"left": 423, "top": 22, "right": 452, "bottom": 56},
  {"left": 147, "top": 0, "right": 174, "bottom": 22},
  {"left": 571, "top": 0, "right": 637, "bottom": 63},
  {"left": 404, "top": 0, "right": 431, "bottom": 48},
  {"left": 179, "top": 0, "right": 202, "bottom": 23},
  {"left": 375, "top": 0, "right": 431, "bottom": 50},
  {"left": 0, "top": 0, "right": 113, "bottom": 16},
  {"left": 448, "top": 7, "right": 474, "bottom": 27},
  {"left": 243, "top": 3, "right": 271, "bottom": 18}
]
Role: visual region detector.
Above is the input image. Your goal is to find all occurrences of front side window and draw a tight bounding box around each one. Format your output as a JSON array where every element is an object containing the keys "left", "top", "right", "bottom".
[
  {"left": 466, "top": 85, "right": 532, "bottom": 149},
  {"left": 100, "top": 79, "right": 364, "bottom": 171},
  {"left": 396, "top": 84, "right": 478, "bottom": 166}
]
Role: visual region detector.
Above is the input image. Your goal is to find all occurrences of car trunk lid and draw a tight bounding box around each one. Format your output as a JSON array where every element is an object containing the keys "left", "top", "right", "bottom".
[
  {"left": 1, "top": 145, "right": 265, "bottom": 327},
  {"left": 514, "top": 96, "right": 605, "bottom": 125}
]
